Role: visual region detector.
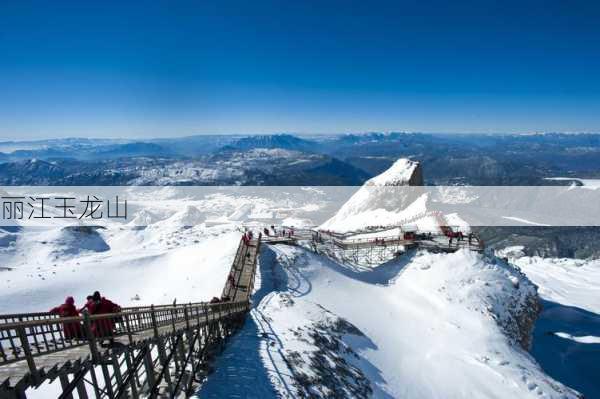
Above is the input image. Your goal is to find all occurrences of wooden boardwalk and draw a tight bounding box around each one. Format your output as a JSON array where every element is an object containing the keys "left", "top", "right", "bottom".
[
  {"left": 0, "top": 236, "right": 262, "bottom": 399},
  {"left": 221, "top": 238, "right": 260, "bottom": 303}
]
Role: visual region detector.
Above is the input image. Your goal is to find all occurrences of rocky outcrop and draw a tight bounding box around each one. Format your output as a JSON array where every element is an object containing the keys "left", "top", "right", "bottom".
[
  {"left": 53, "top": 226, "right": 110, "bottom": 256},
  {"left": 476, "top": 226, "right": 600, "bottom": 259},
  {"left": 408, "top": 162, "right": 423, "bottom": 186},
  {"left": 485, "top": 257, "right": 542, "bottom": 351},
  {"left": 285, "top": 312, "right": 373, "bottom": 399}
]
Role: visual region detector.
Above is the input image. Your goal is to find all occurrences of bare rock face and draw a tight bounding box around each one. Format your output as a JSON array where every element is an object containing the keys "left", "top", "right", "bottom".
[
  {"left": 486, "top": 257, "right": 542, "bottom": 351},
  {"left": 408, "top": 162, "right": 424, "bottom": 186},
  {"left": 515, "top": 291, "right": 542, "bottom": 350},
  {"left": 286, "top": 315, "right": 373, "bottom": 399},
  {"left": 54, "top": 226, "right": 110, "bottom": 256}
]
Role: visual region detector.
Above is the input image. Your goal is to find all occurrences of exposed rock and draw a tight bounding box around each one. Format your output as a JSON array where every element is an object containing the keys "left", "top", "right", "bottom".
[
  {"left": 286, "top": 316, "right": 373, "bottom": 399},
  {"left": 487, "top": 257, "right": 542, "bottom": 350},
  {"left": 53, "top": 226, "right": 110, "bottom": 256},
  {"left": 475, "top": 226, "right": 600, "bottom": 259}
]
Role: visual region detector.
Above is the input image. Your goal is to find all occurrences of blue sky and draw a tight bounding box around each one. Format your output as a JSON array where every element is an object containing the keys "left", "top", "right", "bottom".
[{"left": 1, "top": 0, "right": 599, "bottom": 139}]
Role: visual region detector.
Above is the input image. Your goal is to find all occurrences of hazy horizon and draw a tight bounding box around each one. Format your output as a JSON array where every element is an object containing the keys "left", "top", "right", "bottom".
[{"left": 3, "top": 130, "right": 600, "bottom": 143}]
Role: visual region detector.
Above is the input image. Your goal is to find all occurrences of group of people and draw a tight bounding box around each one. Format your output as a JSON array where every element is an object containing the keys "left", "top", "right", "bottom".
[
  {"left": 49, "top": 291, "right": 121, "bottom": 344},
  {"left": 262, "top": 225, "right": 295, "bottom": 238},
  {"left": 446, "top": 231, "right": 476, "bottom": 246},
  {"left": 281, "top": 228, "right": 294, "bottom": 238},
  {"left": 209, "top": 295, "right": 231, "bottom": 304},
  {"left": 241, "top": 230, "right": 254, "bottom": 245},
  {"left": 374, "top": 237, "right": 386, "bottom": 245}
]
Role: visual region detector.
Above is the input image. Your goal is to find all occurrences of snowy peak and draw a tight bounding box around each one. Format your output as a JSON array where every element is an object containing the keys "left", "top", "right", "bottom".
[
  {"left": 366, "top": 158, "right": 423, "bottom": 186},
  {"left": 319, "top": 158, "right": 428, "bottom": 233}
]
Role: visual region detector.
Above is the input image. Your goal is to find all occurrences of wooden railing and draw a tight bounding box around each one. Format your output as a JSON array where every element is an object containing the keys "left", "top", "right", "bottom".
[
  {"left": 0, "top": 302, "right": 209, "bottom": 328},
  {"left": 0, "top": 300, "right": 249, "bottom": 370},
  {"left": 221, "top": 235, "right": 261, "bottom": 301},
  {"left": 316, "top": 229, "right": 483, "bottom": 251}
]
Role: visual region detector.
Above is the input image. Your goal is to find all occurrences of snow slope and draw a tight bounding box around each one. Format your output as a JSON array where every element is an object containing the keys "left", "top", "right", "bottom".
[
  {"left": 0, "top": 225, "right": 239, "bottom": 314},
  {"left": 202, "top": 243, "right": 580, "bottom": 398},
  {"left": 498, "top": 248, "right": 600, "bottom": 313},
  {"left": 545, "top": 177, "right": 600, "bottom": 189}
]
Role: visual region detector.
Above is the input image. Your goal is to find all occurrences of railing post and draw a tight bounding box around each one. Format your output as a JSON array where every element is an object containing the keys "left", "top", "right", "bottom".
[
  {"left": 124, "top": 313, "right": 133, "bottom": 344},
  {"left": 16, "top": 326, "right": 39, "bottom": 384},
  {"left": 82, "top": 310, "right": 100, "bottom": 362},
  {"left": 184, "top": 304, "right": 190, "bottom": 331},
  {"left": 58, "top": 374, "right": 73, "bottom": 399},
  {"left": 195, "top": 304, "right": 202, "bottom": 329},
  {"left": 150, "top": 305, "right": 159, "bottom": 338},
  {"left": 143, "top": 349, "right": 156, "bottom": 393},
  {"left": 150, "top": 305, "right": 174, "bottom": 396},
  {"left": 170, "top": 307, "right": 177, "bottom": 333}
]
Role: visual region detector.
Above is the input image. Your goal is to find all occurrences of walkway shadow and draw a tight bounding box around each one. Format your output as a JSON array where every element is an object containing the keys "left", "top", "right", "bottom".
[
  {"left": 313, "top": 249, "right": 417, "bottom": 286},
  {"left": 531, "top": 299, "right": 600, "bottom": 399},
  {"left": 253, "top": 245, "right": 290, "bottom": 301},
  {"left": 195, "top": 245, "right": 291, "bottom": 399},
  {"left": 266, "top": 244, "right": 314, "bottom": 298},
  {"left": 194, "top": 313, "right": 281, "bottom": 399}
]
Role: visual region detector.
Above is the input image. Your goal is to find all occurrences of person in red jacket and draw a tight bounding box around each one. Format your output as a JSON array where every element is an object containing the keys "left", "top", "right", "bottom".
[
  {"left": 228, "top": 271, "right": 236, "bottom": 288},
  {"left": 88, "top": 291, "right": 121, "bottom": 343},
  {"left": 50, "top": 296, "right": 83, "bottom": 340},
  {"left": 79, "top": 295, "right": 93, "bottom": 313}
]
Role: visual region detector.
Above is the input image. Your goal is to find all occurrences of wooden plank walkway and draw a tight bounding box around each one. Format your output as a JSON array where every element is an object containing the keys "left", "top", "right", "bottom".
[
  {"left": 0, "top": 309, "right": 222, "bottom": 390},
  {"left": 221, "top": 237, "right": 261, "bottom": 303},
  {"left": 232, "top": 241, "right": 260, "bottom": 302},
  {"left": 0, "top": 236, "right": 262, "bottom": 397}
]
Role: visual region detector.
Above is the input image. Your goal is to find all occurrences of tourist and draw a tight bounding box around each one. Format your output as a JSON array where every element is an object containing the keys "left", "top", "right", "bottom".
[
  {"left": 88, "top": 291, "right": 121, "bottom": 344},
  {"left": 50, "top": 297, "right": 83, "bottom": 340}
]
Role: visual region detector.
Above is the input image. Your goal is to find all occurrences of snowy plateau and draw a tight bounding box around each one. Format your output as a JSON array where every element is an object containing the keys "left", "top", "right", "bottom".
[{"left": 1, "top": 159, "right": 598, "bottom": 398}]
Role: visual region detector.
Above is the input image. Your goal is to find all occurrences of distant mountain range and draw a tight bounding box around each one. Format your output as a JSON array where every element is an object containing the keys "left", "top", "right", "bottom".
[
  {"left": 2, "top": 132, "right": 600, "bottom": 258},
  {"left": 1, "top": 132, "right": 600, "bottom": 186}
]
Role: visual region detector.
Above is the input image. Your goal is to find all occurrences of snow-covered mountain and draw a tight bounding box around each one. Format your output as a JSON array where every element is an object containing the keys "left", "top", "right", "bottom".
[
  {"left": 319, "top": 158, "right": 448, "bottom": 234},
  {"left": 0, "top": 148, "right": 370, "bottom": 186}
]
